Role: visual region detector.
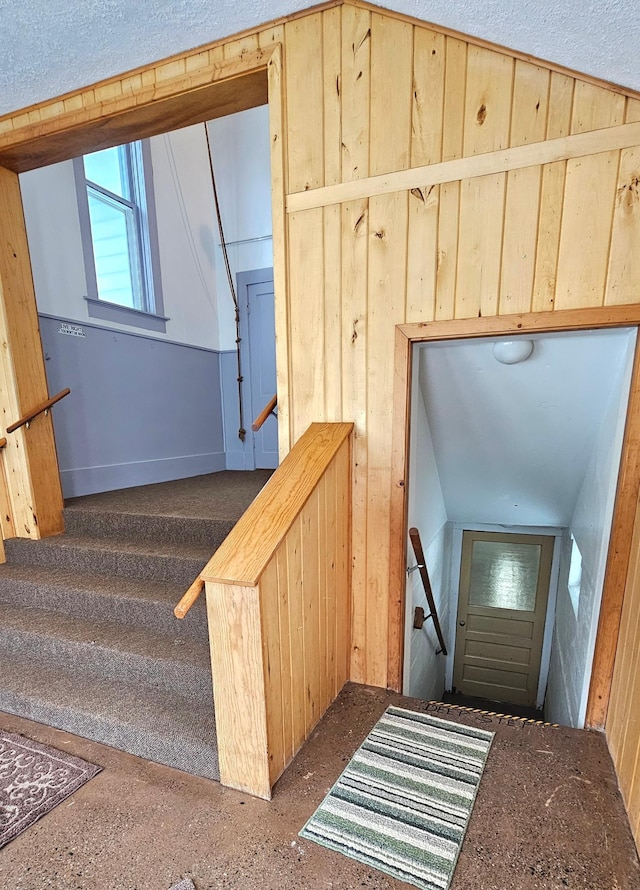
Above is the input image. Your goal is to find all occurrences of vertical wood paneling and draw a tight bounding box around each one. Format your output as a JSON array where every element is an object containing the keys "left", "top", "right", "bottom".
[
  {"left": 365, "top": 13, "right": 413, "bottom": 687},
  {"left": 275, "top": 544, "right": 294, "bottom": 763},
  {"left": 456, "top": 46, "right": 513, "bottom": 318},
  {"left": 286, "top": 515, "right": 305, "bottom": 754},
  {"left": 406, "top": 28, "right": 445, "bottom": 322},
  {"left": 605, "top": 99, "right": 640, "bottom": 306},
  {"left": 260, "top": 559, "right": 285, "bottom": 781},
  {"left": 288, "top": 209, "right": 325, "bottom": 442},
  {"left": 340, "top": 3, "right": 371, "bottom": 682},
  {"left": 554, "top": 83, "right": 626, "bottom": 309},
  {"left": 341, "top": 3, "right": 371, "bottom": 183},
  {"left": 341, "top": 199, "right": 368, "bottom": 682},
  {"left": 206, "top": 582, "right": 271, "bottom": 798},
  {"left": 302, "top": 487, "right": 322, "bottom": 727},
  {"left": 531, "top": 72, "right": 574, "bottom": 312},
  {"left": 285, "top": 13, "right": 325, "bottom": 193},
  {"left": 335, "top": 439, "right": 351, "bottom": 688},
  {"left": 323, "top": 463, "right": 337, "bottom": 698},
  {"left": 323, "top": 8, "right": 343, "bottom": 419},
  {"left": 499, "top": 62, "right": 549, "bottom": 314},
  {"left": 435, "top": 37, "right": 467, "bottom": 321}
]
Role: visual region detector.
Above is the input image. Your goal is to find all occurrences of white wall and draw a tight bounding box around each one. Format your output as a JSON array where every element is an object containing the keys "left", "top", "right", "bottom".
[
  {"left": 546, "top": 330, "right": 637, "bottom": 727},
  {"left": 206, "top": 106, "right": 273, "bottom": 351},
  {"left": 20, "top": 124, "right": 220, "bottom": 350},
  {"left": 403, "top": 348, "right": 450, "bottom": 700}
]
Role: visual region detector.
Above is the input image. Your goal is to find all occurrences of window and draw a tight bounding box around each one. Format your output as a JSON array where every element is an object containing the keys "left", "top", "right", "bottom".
[
  {"left": 568, "top": 535, "right": 582, "bottom": 617},
  {"left": 75, "top": 140, "right": 166, "bottom": 331}
]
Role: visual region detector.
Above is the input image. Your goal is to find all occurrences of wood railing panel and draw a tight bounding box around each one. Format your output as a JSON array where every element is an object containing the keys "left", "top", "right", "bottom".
[
  {"left": 206, "top": 582, "right": 271, "bottom": 799},
  {"left": 204, "top": 424, "right": 353, "bottom": 797}
]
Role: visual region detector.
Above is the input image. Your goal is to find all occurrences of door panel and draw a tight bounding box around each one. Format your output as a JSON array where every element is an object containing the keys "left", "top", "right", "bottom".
[
  {"left": 454, "top": 531, "right": 554, "bottom": 707},
  {"left": 247, "top": 276, "right": 278, "bottom": 469}
]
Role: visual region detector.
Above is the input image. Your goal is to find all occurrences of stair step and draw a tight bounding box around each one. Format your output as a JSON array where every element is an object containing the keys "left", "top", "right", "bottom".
[
  {"left": 0, "top": 564, "right": 208, "bottom": 641},
  {"left": 4, "top": 534, "right": 211, "bottom": 585},
  {"left": 63, "top": 506, "right": 234, "bottom": 548},
  {"left": 0, "top": 604, "right": 212, "bottom": 700},
  {"left": 0, "top": 650, "right": 219, "bottom": 780}
]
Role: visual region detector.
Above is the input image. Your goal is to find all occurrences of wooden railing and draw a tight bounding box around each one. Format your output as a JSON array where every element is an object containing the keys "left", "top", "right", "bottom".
[
  {"left": 6, "top": 387, "right": 71, "bottom": 434},
  {"left": 174, "top": 576, "right": 204, "bottom": 619},
  {"left": 201, "top": 422, "right": 353, "bottom": 799},
  {"left": 408, "top": 527, "right": 448, "bottom": 656},
  {"left": 251, "top": 394, "right": 277, "bottom": 431}
]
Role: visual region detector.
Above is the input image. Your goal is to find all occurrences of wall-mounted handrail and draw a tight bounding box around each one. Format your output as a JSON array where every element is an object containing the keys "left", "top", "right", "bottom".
[
  {"left": 174, "top": 576, "right": 204, "bottom": 619},
  {"left": 251, "top": 394, "right": 277, "bottom": 432},
  {"left": 0, "top": 438, "right": 6, "bottom": 450},
  {"left": 408, "top": 527, "right": 448, "bottom": 656},
  {"left": 6, "top": 387, "right": 71, "bottom": 434}
]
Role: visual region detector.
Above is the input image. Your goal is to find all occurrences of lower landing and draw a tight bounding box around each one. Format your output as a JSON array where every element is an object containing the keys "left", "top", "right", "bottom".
[{"left": 0, "top": 683, "right": 637, "bottom": 889}]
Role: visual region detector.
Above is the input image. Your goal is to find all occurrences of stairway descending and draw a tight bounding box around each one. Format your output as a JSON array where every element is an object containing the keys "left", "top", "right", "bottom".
[{"left": 0, "top": 478, "right": 264, "bottom": 781}]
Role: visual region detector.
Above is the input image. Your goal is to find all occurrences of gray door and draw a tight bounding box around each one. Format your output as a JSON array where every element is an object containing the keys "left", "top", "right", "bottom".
[{"left": 238, "top": 268, "right": 278, "bottom": 470}]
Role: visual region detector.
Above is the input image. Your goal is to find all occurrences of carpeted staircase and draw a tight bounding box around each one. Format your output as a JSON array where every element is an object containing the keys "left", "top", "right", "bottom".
[{"left": 0, "top": 472, "right": 270, "bottom": 780}]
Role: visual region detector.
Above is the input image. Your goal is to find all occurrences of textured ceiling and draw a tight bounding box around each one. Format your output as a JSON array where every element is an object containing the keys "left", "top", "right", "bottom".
[{"left": 1, "top": 0, "right": 638, "bottom": 118}]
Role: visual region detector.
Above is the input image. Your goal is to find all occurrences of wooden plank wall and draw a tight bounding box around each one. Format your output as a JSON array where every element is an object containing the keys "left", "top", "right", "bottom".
[
  {"left": 1, "top": 0, "right": 640, "bottom": 826},
  {"left": 202, "top": 423, "right": 352, "bottom": 798},
  {"left": 278, "top": 3, "right": 640, "bottom": 694}
]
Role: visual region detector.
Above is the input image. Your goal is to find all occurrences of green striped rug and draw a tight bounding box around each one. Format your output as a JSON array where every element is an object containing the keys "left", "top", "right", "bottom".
[{"left": 299, "top": 706, "right": 494, "bottom": 890}]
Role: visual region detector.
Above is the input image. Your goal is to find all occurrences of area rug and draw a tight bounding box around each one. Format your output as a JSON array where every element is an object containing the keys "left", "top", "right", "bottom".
[
  {"left": 0, "top": 730, "right": 102, "bottom": 849},
  {"left": 299, "top": 706, "right": 494, "bottom": 890}
]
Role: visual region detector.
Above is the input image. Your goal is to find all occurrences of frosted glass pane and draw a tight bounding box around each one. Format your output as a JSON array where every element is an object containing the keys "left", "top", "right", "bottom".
[
  {"left": 469, "top": 540, "right": 541, "bottom": 611},
  {"left": 83, "top": 146, "right": 129, "bottom": 198}
]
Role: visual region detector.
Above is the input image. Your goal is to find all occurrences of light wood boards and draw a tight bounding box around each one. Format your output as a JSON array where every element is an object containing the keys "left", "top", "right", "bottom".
[
  {"left": 286, "top": 121, "right": 640, "bottom": 212},
  {"left": 0, "top": 166, "right": 63, "bottom": 538},
  {"left": 204, "top": 424, "right": 352, "bottom": 797}
]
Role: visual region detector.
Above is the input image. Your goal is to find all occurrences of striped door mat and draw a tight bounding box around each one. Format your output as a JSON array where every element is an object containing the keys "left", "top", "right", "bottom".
[{"left": 300, "top": 706, "right": 494, "bottom": 890}]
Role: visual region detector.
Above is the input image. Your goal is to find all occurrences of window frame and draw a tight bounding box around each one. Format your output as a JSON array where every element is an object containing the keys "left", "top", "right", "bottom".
[{"left": 74, "top": 139, "right": 167, "bottom": 332}]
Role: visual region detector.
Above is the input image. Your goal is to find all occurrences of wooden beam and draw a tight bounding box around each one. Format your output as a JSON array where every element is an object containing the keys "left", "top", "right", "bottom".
[
  {"left": 286, "top": 121, "right": 640, "bottom": 212},
  {"left": 0, "top": 58, "right": 270, "bottom": 173},
  {"left": 0, "top": 166, "right": 63, "bottom": 537}
]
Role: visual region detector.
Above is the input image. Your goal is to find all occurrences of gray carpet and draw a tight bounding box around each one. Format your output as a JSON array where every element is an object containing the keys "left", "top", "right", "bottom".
[
  {"left": 0, "top": 730, "right": 101, "bottom": 849},
  {"left": 0, "top": 471, "right": 270, "bottom": 781}
]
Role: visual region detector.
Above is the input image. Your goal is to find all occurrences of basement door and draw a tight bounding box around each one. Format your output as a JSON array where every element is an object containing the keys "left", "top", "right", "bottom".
[{"left": 453, "top": 531, "right": 554, "bottom": 707}]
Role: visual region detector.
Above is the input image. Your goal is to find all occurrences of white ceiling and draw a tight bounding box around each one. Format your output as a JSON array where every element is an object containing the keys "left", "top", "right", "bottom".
[
  {"left": 417, "top": 329, "right": 635, "bottom": 527},
  {"left": 0, "top": 0, "right": 638, "bottom": 119}
]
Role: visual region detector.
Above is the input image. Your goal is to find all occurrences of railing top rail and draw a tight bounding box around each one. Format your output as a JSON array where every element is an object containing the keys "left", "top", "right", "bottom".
[
  {"left": 408, "top": 526, "right": 448, "bottom": 657},
  {"left": 6, "top": 387, "right": 70, "bottom": 434},
  {"left": 201, "top": 421, "right": 353, "bottom": 587},
  {"left": 252, "top": 394, "right": 277, "bottom": 432}
]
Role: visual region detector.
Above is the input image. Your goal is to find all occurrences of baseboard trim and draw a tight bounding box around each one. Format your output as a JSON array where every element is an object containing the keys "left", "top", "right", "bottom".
[{"left": 61, "top": 452, "right": 227, "bottom": 498}]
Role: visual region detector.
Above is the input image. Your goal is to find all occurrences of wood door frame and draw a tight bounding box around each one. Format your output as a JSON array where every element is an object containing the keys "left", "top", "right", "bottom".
[
  {"left": 389, "top": 305, "right": 640, "bottom": 729},
  {"left": 0, "top": 39, "right": 290, "bottom": 514}
]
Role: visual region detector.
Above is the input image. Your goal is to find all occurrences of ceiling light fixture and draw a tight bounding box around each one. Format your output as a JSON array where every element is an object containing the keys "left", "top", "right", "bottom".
[{"left": 492, "top": 339, "right": 534, "bottom": 365}]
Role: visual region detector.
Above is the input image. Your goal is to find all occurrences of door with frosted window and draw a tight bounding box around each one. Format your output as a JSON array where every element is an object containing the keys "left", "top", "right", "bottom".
[{"left": 453, "top": 531, "right": 554, "bottom": 707}]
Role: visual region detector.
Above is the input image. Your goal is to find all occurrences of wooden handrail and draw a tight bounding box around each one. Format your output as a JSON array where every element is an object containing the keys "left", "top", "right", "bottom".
[
  {"left": 0, "top": 438, "right": 6, "bottom": 449},
  {"left": 408, "top": 527, "right": 448, "bottom": 656},
  {"left": 6, "top": 387, "right": 71, "bottom": 434},
  {"left": 251, "top": 394, "right": 277, "bottom": 431},
  {"left": 174, "top": 576, "right": 204, "bottom": 620}
]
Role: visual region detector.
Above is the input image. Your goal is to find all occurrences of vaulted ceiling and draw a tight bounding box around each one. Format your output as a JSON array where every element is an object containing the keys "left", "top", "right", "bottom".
[{"left": 1, "top": 0, "right": 638, "bottom": 118}]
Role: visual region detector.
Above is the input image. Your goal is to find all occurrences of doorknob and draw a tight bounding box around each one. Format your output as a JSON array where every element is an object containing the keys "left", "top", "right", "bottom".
[{"left": 459, "top": 621, "right": 466, "bottom": 627}]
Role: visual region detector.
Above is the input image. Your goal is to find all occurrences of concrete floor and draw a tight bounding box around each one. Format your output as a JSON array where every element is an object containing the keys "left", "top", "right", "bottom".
[{"left": 1, "top": 683, "right": 638, "bottom": 890}]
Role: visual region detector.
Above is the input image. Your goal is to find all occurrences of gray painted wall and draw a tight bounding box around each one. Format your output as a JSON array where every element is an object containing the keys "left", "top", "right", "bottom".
[{"left": 40, "top": 314, "right": 225, "bottom": 498}]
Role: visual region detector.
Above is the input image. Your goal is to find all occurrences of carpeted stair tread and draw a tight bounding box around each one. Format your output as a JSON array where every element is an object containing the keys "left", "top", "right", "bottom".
[
  {"left": 4, "top": 534, "right": 211, "bottom": 584},
  {"left": 0, "top": 650, "right": 219, "bottom": 779},
  {"left": 0, "top": 603, "right": 212, "bottom": 699},
  {"left": 62, "top": 507, "right": 234, "bottom": 548},
  {"left": 0, "top": 563, "right": 207, "bottom": 641}
]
